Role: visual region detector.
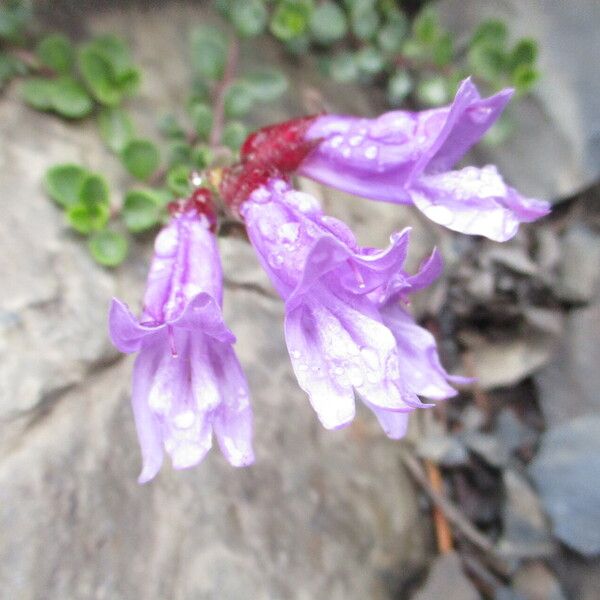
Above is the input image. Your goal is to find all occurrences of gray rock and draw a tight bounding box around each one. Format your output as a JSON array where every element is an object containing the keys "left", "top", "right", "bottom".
[
  {"left": 411, "top": 552, "right": 480, "bottom": 600},
  {"left": 512, "top": 562, "right": 567, "bottom": 600},
  {"left": 556, "top": 225, "right": 600, "bottom": 303},
  {"left": 535, "top": 303, "right": 600, "bottom": 427},
  {"left": 528, "top": 416, "right": 600, "bottom": 556},
  {"left": 497, "top": 470, "right": 554, "bottom": 559},
  {"left": 0, "top": 3, "right": 429, "bottom": 599}
]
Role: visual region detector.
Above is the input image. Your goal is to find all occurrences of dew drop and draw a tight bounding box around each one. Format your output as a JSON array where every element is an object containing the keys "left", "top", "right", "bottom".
[
  {"left": 173, "top": 410, "right": 196, "bottom": 429},
  {"left": 364, "top": 145, "right": 378, "bottom": 160},
  {"left": 330, "top": 135, "right": 343, "bottom": 148},
  {"left": 349, "top": 135, "right": 364, "bottom": 147}
]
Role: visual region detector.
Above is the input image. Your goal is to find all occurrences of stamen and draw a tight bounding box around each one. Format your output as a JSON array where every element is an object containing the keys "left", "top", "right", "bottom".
[{"left": 167, "top": 325, "right": 178, "bottom": 358}]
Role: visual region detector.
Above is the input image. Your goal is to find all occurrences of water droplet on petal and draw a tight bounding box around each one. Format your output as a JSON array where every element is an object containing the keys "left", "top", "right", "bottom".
[
  {"left": 349, "top": 135, "right": 363, "bottom": 147},
  {"left": 364, "top": 146, "right": 378, "bottom": 160},
  {"left": 174, "top": 410, "right": 196, "bottom": 429}
]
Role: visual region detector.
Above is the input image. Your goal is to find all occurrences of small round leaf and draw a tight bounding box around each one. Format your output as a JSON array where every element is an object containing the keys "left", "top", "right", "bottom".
[
  {"left": 222, "top": 121, "right": 248, "bottom": 151},
  {"left": 50, "top": 77, "right": 93, "bottom": 119},
  {"left": 98, "top": 107, "right": 135, "bottom": 152},
  {"left": 88, "top": 230, "right": 128, "bottom": 267},
  {"left": 230, "top": 0, "right": 268, "bottom": 37},
  {"left": 189, "top": 102, "right": 213, "bottom": 138},
  {"left": 67, "top": 201, "right": 110, "bottom": 234},
  {"left": 387, "top": 70, "right": 413, "bottom": 106},
  {"left": 310, "top": 1, "right": 347, "bottom": 45},
  {"left": 244, "top": 69, "right": 288, "bottom": 102},
  {"left": 224, "top": 80, "right": 254, "bottom": 118},
  {"left": 36, "top": 34, "right": 74, "bottom": 74},
  {"left": 166, "top": 165, "right": 192, "bottom": 197},
  {"left": 44, "top": 164, "right": 89, "bottom": 207},
  {"left": 79, "top": 174, "right": 109, "bottom": 206},
  {"left": 121, "top": 139, "right": 160, "bottom": 181},
  {"left": 123, "top": 189, "right": 162, "bottom": 232},
  {"left": 21, "top": 77, "right": 55, "bottom": 110}
]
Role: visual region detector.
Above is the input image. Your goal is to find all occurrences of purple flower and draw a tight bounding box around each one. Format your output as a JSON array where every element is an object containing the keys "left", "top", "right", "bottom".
[
  {"left": 241, "top": 177, "right": 462, "bottom": 438},
  {"left": 298, "top": 78, "right": 550, "bottom": 242},
  {"left": 109, "top": 207, "right": 253, "bottom": 483}
]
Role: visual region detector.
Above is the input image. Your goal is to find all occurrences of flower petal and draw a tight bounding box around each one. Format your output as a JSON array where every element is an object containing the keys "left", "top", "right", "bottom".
[
  {"left": 381, "top": 304, "right": 464, "bottom": 400},
  {"left": 214, "top": 403, "right": 254, "bottom": 467},
  {"left": 108, "top": 298, "right": 163, "bottom": 354},
  {"left": 298, "top": 78, "right": 509, "bottom": 202},
  {"left": 409, "top": 166, "right": 551, "bottom": 242},
  {"left": 284, "top": 302, "right": 356, "bottom": 430},
  {"left": 173, "top": 292, "right": 236, "bottom": 344},
  {"left": 131, "top": 347, "right": 164, "bottom": 483},
  {"left": 363, "top": 401, "right": 410, "bottom": 439}
]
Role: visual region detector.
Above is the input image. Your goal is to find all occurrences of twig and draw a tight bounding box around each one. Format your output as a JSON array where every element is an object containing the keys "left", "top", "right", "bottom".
[
  {"left": 424, "top": 459, "right": 454, "bottom": 553},
  {"left": 401, "top": 450, "right": 495, "bottom": 554},
  {"left": 209, "top": 38, "right": 239, "bottom": 149}
]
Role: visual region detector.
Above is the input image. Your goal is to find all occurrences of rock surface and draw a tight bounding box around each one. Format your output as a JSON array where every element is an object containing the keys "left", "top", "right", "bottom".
[{"left": 0, "top": 3, "right": 429, "bottom": 599}]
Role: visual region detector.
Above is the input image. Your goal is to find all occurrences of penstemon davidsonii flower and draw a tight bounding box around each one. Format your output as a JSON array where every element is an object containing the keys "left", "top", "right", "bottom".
[
  {"left": 109, "top": 190, "right": 254, "bottom": 483},
  {"left": 241, "top": 78, "right": 551, "bottom": 242}
]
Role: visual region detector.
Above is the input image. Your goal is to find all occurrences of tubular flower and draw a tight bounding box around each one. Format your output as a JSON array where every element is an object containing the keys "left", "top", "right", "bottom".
[
  {"left": 237, "top": 177, "right": 462, "bottom": 438},
  {"left": 244, "top": 78, "right": 550, "bottom": 242},
  {"left": 109, "top": 192, "right": 253, "bottom": 483}
]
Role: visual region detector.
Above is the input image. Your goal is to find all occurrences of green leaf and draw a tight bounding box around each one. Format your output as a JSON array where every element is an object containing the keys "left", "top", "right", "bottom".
[
  {"left": 121, "top": 139, "right": 160, "bottom": 181},
  {"left": 416, "top": 75, "right": 448, "bottom": 106},
  {"left": 413, "top": 7, "right": 439, "bottom": 45},
  {"left": 468, "top": 43, "right": 506, "bottom": 81},
  {"left": 471, "top": 19, "right": 507, "bottom": 49},
  {"left": 310, "top": 1, "right": 347, "bottom": 45},
  {"left": 244, "top": 69, "right": 288, "bottom": 102},
  {"left": 512, "top": 64, "right": 540, "bottom": 95},
  {"left": 328, "top": 51, "right": 359, "bottom": 83},
  {"left": 433, "top": 33, "right": 453, "bottom": 67},
  {"left": 224, "top": 80, "right": 254, "bottom": 118},
  {"left": 270, "top": 0, "right": 314, "bottom": 42},
  {"left": 91, "top": 35, "right": 134, "bottom": 77},
  {"left": 191, "top": 146, "right": 213, "bottom": 169},
  {"left": 166, "top": 165, "right": 192, "bottom": 197},
  {"left": 387, "top": 70, "right": 412, "bottom": 106},
  {"left": 230, "top": 0, "right": 268, "bottom": 37},
  {"left": 351, "top": 0, "right": 379, "bottom": 41},
  {"left": 123, "top": 189, "right": 162, "bottom": 232},
  {"left": 21, "top": 77, "right": 55, "bottom": 110},
  {"left": 222, "top": 121, "right": 248, "bottom": 151},
  {"left": 377, "top": 19, "right": 408, "bottom": 54},
  {"left": 78, "top": 46, "right": 121, "bottom": 106},
  {"left": 0, "top": 0, "right": 32, "bottom": 43},
  {"left": 49, "top": 77, "right": 93, "bottom": 119},
  {"left": 44, "top": 164, "right": 89, "bottom": 208},
  {"left": 78, "top": 173, "right": 109, "bottom": 206},
  {"left": 189, "top": 102, "right": 213, "bottom": 139},
  {"left": 98, "top": 107, "right": 135, "bottom": 152},
  {"left": 88, "top": 230, "right": 128, "bottom": 267},
  {"left": 509, "top": 38, "right": 538, "bottom": 71},
  {"left": 355, "top": 46, "right": 385, "bottom": 79},
  {"left": 36, "top": 34, "right": 74, "bottom": 74},
  {"left": 190, "top": 26, "right": 227, "bottom": 80},
  {"left": 78, "top": 37, "right": 140, "bottom": 106},
  {"left": 158, "top": 114, "right": 186, "bottom": 139},
  {"left": 167, "top": 141, "right": 192, "bottom": 167},
  {"left": 66, "top": 201, "right": 110, "bottom": 234}
]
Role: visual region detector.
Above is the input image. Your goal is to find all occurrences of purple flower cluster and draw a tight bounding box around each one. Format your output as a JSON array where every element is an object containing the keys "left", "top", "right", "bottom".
[{"left": 110, "top": 79, "right": 549, "bottom": 482}]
